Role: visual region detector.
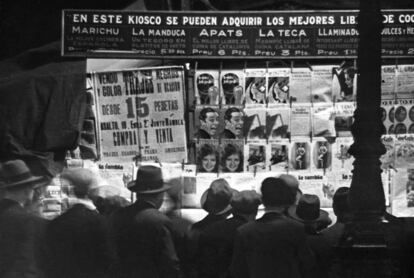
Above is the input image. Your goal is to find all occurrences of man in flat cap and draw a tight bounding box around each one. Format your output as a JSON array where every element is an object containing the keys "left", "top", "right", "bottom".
[
  {"left": 110, "top": 165, "right": 181, "bottom": 278},
  {"left": 0, "top": 159, "right": 49, "bottom": 278}
]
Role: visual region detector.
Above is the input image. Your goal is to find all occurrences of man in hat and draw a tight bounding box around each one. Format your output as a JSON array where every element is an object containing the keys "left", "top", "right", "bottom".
[
  {"left": 198, "top": 190, "right": 261, "bottom": 278},
  {"left": 230, "top": 177, "right": 314, "bottom": 278},
  {"left": 187, "top": 178, "right": 236, "bottom": 277},
  {"left": 110, "top": 165, "right": 180, "bottom": 278},
  {"left": 0, "top": 159, "right": 49, "bottom": 278},
  {"left": 43, "top": 168, "right": 115, "bottom": 278},
  {"left": 287, "top": 194, "right": 332, "bottom": 278},
  {"left": 280, "top": 174, "right": 332, "bottom": 230}
]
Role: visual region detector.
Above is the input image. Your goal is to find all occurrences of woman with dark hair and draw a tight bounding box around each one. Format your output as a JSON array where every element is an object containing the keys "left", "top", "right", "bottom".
[
  {"left": 221, "top": 144, "right": 243, "bottom": 172},
  {"left": 197, "top": 144, "right": 219, "bottom": 173}
]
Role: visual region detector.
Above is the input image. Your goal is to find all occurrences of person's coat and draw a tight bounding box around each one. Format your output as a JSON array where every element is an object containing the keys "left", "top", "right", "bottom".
[
  {"left": 44, "top": 203, "right": 115, "bottom": 278},
  {"left": 230, "top": 212, "right": 315, "bottom": 278},
  {"left": 0, "top": 198, "right": 47, "bottom": 278},
  {"left": 110, "top": 200, "right": 181, "bottom": 278}
]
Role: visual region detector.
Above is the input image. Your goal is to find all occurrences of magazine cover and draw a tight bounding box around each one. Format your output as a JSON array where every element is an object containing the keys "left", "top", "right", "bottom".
[
  {"left": 311, "top": 65, "right": 334, "bottom": 103},
  {"left": 332, "top": 65, "right": 357, "bottom": 102},
  {"left": 268, "top": 140, "right": 290, "bottom": 172},
  {"left": 194, "top": 106, "right": 221, "bottom": 139},
  {"left": 290, "top": 104, "right": 311, "bottom": 137},
  {"left": 267, "top": 68, "right": 290, "bottom": 106},
  {"left": 245, "top": 143, "right": 267, "bottom": 172},
  {"left": 395, "top": 134, "right": 414, "bottom": 168},
  {"left": 220, "top": 139, "right": 244, "bottom": 173},
  {"left": 289, "top": 138, "right": 311, "bottom": 171},
  {"left": 396, "top": 65, "right": 414, "bottom": 100},
  {"left": 266, "top": 107, "right": 290, "bottom": 140},
  {"left": 245, "top": 68, "right": 267, "bottom": 107},
  {"left": 195, "top": 70, "right": 220, "bottom": 106},
  {"left": 391, "top": 169, "right": 414, "bottom": 217},
  {"left": 394, "top": 102, "right": 414, "bottom": 134},
  {"left": 334, "top": 102, "right": 355, "bottom": 137},
  {"left": 196, "top": 139, "right": 220, "bottom": 174},
  {"left": 296, "top": 173, "right": 332, "bottom": 207},
  {"left": 290, "top": 67, "right": 311, "bottom": 103},
  {"left": 220, "top": 70, "right": 245, "bottom": 106},
  {"left": 380, "top": 135, "right": 395, "bottom": 170},
  {"left": 220, "top": 107, "right": 245, "bottom": 140},
  {"left": 244, "top": 107, "right": 267, "bottom": 141},
  {"left": 332, "top": 137, "right": 354, "bottom": 171},
  {"left": 381, "top": 101, "right": 395, "bottom": 134},
  {"left": 381, "top": 65, "right": 397, "bottom": 101},
  {"left": 311, "top": 137, "right": 332, "bottom": 172},
  {"left": 312, "top": 104, "right": 336, "bottom": 137}
]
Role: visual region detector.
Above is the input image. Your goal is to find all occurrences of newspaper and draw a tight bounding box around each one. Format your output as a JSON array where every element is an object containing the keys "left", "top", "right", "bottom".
[
  {"left": 311, "top": 65, "right": 334, "bottom": 103},
  {"left": 381, "top": 65, "right": 397, "bottom": 101},
  {"left": 267, "top": 68, "right": 290, "bottom": 106},
  {"left": 290, "top": 104, "right": 311, "bottom": 137},
  {"left": 396, "top": 65, "right": 414, "bottom": 100},
  {"left": 195, "top": 69, "right": 220, "bottom": 106},
  {"left": 245, "top": 68, "right": 267, "bottom": 107},
  {"left": 220, "top": 69, "right": 245, "bottom": 107},
  {"left": 290, "top": 67, "right": 311, "bottom": 103},
  {"left": 334, "top": 102, "right": 355, "bottom": 137},
  {"left": 244, "top": 107, "right": 267, "bottom": 141},
  {"left": 245, "top": 142, "right": 267, "bottom": 173},
  {"left": 312, "top": 104, "right": 336, "bottom": 137},
  {"left": 266, "top": 107, "right": 290, "bottom": 140}
]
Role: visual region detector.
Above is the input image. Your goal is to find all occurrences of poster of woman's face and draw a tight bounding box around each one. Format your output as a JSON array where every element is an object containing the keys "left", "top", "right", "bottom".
[
  {"left": 196, "top": 142, "right": 219, "bottom": 173},
  {"left": 220, "top": 141, "right": 244, "bottom": 173}
]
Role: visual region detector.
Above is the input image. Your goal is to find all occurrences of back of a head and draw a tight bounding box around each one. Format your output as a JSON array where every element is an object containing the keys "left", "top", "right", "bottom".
[
  {"left": 261, "top": 177, "right": 295, "bottom": 207},
  {"left": 333, "top": 187, "right": 350, "bottom": 220},
  {"left": 278, "top": 174, "right": 300, "bottom": 202},
  {"left": 231, "top": 190, "right": 261, "bottom": 216},
  {"left": 61, "top": 169, "right": 98, "bottom": 199}
]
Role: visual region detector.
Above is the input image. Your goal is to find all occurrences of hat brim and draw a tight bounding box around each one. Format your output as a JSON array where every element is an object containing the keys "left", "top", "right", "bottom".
[
  {"left": 287, "top": 205, "right": 330, "bottom": 224},
  {"left": 127, "top": 180, "right": 171, "bottom": 194},
  {"left": 2, "top": 175, "right": 47, "bottom": 189}
]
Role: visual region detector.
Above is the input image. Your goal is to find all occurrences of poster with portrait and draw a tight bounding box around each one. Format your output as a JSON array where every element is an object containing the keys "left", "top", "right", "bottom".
[
  {"left": 220, "top": 107, "right": 245, "bottom": 140},
  {"left": 334, "top": 102, "right": 355, "bottom": 137},
  {"left": 391, "top": 169, "right": 414, "bottom": 217},
  {"left": 394, "top": 102, "right": 414, "bottom": 134},
  {"left": 311, "top": 65, "right": 334, "bottom": 103},
  {"left": 220, "top": 70, "right": 245, "bottom": 107},
  {"left": 268, "top": 140, "right": 290, "bottom": 172},
  {"left": 245, "top": 143, "right": 267, "bottom": 173},
  {"left": 381, "top": 65, "right": 397, "bottom": 101},
  {"left": 381, "top": 135, "right": 396, "bottom": 170},
  {"left": 196, "top": 139, "right": 220, "bottom": 174},
  {"left": 290, "top": 67, "right": 312, "bottom": 103},
  {"left": 266, "top": 107, "right": 290, "bottom": 140},
  {"left": 244, "top": 108, "right": 267, "bottom": 141},
  {"left": 381, "top": 100, "right": 395, "bottom": 134},
  {"left": 312, "top": 104, "right": 336, "bottom": 137},
  {"left": 332, "top": 137, "right": 354, "bottom": 171},
  {"left": 195, "top": 69, "right": 220, "bottom": 106},
  {"left": 396, "top": 65, "right": 414, "bottom": 100},
  {"left": 245, "top": 68, "right": 267, "bottom": 107},
  {"left": 194, "top": 106, "right": 221, "bottom": 139},
  {"left": 267, "top": 68, "right": 290, "bottom": 106},
  {"left": 93, "top": 66, "right": 187, "bottom": 163},
  {"left": 289, "top": 138, "right": 311, "bottom": 171},
  {"left": 332, "top": 65, "right": 357, "bottom": 102},
  {"left": 290, "top": 104, "right": 311, "bottom": 137},
  {"left": 395, "top": 134, "right": 414, "bottom": 168},
  {"left": 311, "top": 137, "right": 332, "bottom": 172},
  {"left": 220, "top": 139, "right": 244, "bottom": 173}
]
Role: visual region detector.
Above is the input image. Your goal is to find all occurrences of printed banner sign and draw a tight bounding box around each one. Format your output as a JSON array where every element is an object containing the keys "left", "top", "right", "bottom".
[
  {"left": 92, "top": 66, "right": 187, "bottom": 163},
  {"left": 63, "top": 10, "right": 414, "bottom": 58}
]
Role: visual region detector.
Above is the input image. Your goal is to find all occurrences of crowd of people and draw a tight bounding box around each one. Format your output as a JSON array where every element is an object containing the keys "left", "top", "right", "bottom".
[{"left": 0, "top": 159, "right": 354, "bottom": 278}]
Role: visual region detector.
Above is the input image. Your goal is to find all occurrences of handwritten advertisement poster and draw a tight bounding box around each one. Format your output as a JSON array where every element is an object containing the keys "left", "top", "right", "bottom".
[{"left": 92, "top": 66, "right": 187, "bottom": 163}]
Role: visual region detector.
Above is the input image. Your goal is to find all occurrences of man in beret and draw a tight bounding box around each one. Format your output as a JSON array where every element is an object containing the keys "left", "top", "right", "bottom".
[
  {"left": 230, "top": 177, "right": 315, "bottom": 278},
  {"left": 44, "top": 168, "right": 115, "bottom": 278},
  {"left": 198, "top": 190, "right": 261, "bottom": 278},
  {"left": 0, "top": 159, "right": 49, "bottom": 278},
  {"left": 110, "top": 165, "right": 180, "bottom": 278}
]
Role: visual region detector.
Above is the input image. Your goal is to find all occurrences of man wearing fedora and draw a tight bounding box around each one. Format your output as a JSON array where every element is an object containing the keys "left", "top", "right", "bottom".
[
  {"left": 187, "top": 178, "right": 237, "bottom": 277},
  {"left": 0, "top": 159, "right": 49, "bottom": 278},
  {"left": 43, "top": 168, "right": 115, "bottom": 278},
  {"left": 230, "top": 177, "right": 314, "bottom": 278},
  {"left": 198, "top": 190, "right": 261, "bottom": 278},
  {"left": 288, "top": 194, "right": 332, "bottom": 278},
  {"left": 110, "top": 165, "right": 180, "bottom": 278}
]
